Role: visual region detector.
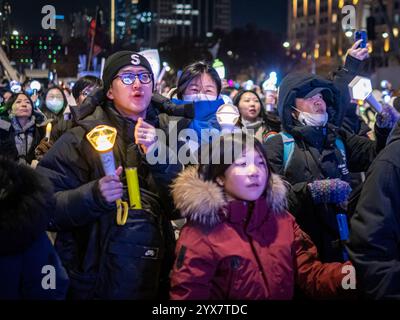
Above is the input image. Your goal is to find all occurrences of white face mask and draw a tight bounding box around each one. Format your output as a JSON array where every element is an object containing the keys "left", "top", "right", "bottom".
[
  {"left": 183, "top": 93, "right": 217, "bottom": 102},
  {"left": 296, "top": 110, "right": 328, "bottom": 127},
  {"left": 46, "top": 98, "right": 64, "bottom": 114}
]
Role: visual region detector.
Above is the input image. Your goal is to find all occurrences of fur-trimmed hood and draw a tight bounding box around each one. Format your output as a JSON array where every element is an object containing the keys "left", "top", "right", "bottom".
[
  {"left": 171, "top": 166, "right": 288, "bottom": 227},
  {"left": 0, "top": 158, "right": 54, "bottom": 255}
]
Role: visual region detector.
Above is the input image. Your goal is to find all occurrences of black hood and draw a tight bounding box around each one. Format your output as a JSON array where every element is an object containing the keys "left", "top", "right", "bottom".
[
  {"left": 277, "top": 73, "right": 344, "bottom": 134},
  {"left": 0, "top": 158, "right": 54, "bottom": 255}
]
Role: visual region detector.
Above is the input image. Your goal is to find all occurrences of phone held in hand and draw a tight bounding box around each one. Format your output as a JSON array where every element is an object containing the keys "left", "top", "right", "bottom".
[{"left": 354, "top": 30, "right": 368, "bottom": 48}]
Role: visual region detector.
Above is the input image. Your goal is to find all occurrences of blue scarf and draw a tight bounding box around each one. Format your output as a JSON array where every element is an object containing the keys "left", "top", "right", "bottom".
[{"left": 172, "top": 98, "right": 225, "bottom": 144}]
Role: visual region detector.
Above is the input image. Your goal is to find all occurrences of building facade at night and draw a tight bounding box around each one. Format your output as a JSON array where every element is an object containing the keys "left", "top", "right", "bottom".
[
  {"left": 114, "top": 0, "right": 140, "bottom": 45},
  {"left": 150, "top": 0, "right": 231, "bottom": 45},
  {"left": 152, "top": 0, "right": 231, "bottom": 43},
  {"left": 286, "top": 0, "right": 400, "bottom": 73},
  {"left": 8, "top": 34, "right": 64, "bottom": 72},
  {"left": 0, "top": 1, "right": 12, "bottom": 50},
  {"left": 109, "top": 0, "right": 231, "bottom": 48}
]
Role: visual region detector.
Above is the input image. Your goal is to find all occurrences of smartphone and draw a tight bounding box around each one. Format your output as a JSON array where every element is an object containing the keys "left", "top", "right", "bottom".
[{"left": 354, "top": 30, "right": 367, "bottom": 48}]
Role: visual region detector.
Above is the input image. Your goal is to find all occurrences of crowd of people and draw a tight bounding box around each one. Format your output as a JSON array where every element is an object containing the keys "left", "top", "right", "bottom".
[{"left": 1, "top": 39, "right": 400, "bottom": 300}]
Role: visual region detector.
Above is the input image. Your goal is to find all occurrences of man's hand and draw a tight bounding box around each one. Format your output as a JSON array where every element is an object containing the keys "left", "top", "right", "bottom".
[
  {"left": 98, "top": 166, "right": 123, "bottom": 203},
  {"left": 134, "top": 117, "right": 157, "bottom": 154},
  {"left": 346, "top": 39, "right": 369, "bottom": 61}
]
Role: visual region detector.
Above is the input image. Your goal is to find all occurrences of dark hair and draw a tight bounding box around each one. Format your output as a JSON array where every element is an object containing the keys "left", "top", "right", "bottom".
[
  {"left": 233, "top": 90, "right": 265, "bottom": 117},
  {"left": 72, "top": 76, "right": 103, "bottom": 100},
  {"left": 393, "top": 96, "right": 400, "bottom": 113},
  {"left": 6, "top": 92, "right": 34, "bottom": 116},
  {"left": 233, "top": 89, "right": 264, "bottom": 107},
  {"left": 198, "top": 133, "right": 273, "bottom": 193},
  {"left": 175, "top": 61, "right": 222, "bottom": 99},
  {"left": 43, "top": 86, "right": 68, "bottom": 109}
]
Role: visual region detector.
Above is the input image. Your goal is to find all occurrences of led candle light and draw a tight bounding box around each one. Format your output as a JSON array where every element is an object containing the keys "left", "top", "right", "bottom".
[{"left": 45, "top": 122, "right": 52, "bottom": 140}]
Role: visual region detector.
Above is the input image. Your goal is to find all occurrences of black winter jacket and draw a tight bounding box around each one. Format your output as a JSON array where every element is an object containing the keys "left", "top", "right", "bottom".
[
  {"left": 347, "top": 121, "right": 400, "bottom": 299},
  {"left": 264, "top": 73, "right": 389, "bottom": 262},
  {"left": 36, "top": 101, "right": 181, "bottom": 299}
]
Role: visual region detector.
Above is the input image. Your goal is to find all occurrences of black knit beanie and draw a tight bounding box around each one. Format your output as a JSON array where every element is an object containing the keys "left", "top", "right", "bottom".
[{"left": 102, "top": 51, "right": 154, "bottom": 92}]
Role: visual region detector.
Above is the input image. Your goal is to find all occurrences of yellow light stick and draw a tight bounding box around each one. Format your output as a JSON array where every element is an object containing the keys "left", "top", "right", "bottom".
[
  {"left": 86, "top": 125, "right": 129, "bottom": 226},
  {"left": 125, "top": 167, "right": 142, "bottom": 209}
]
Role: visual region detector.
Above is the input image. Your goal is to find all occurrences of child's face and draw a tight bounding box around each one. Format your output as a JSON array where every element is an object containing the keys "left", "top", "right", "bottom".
[{"left": 221, "top": 148, "right": 268, "bottom": 201}]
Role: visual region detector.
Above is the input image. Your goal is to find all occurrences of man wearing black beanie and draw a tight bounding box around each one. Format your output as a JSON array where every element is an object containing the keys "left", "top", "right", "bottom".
[
  {"left": 102, "top": 51, "right": 154, "bottom": 92},
  {"left": 36, "top": 51, "right": 180, "bottom": 300}
]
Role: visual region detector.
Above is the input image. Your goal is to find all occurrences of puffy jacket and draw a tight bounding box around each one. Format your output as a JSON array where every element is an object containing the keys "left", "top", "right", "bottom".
[
  {"left": 264, "top": 73, "right": 389, "bottom": 262},
  {"left": 347, "top": 120, "right": 400, "bottom": 299},
  {"left": 169, "top": 166, "right": 352, "bottom": 300},
  {"left": 36, "top": 101, "right": 181, "bottom": 299}
]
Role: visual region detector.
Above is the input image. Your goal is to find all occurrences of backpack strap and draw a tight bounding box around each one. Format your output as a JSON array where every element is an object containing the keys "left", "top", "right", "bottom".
[
  {"left": 279, "top": 132, "right": 295, "bottom": 174},
  {"left": 265, "top": 131, "right": 296, "bottom": 174}
]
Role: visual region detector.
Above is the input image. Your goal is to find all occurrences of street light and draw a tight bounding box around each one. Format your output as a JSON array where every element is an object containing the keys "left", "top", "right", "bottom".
[
  {"left": 12, "top": 30, "right": 19, "bottom": 36},
  {"left": 382, "top": 32, "right": 389, "bottom": 39},
  {"left": 283, "top": 41, "right": 290, "bottom": 48}
]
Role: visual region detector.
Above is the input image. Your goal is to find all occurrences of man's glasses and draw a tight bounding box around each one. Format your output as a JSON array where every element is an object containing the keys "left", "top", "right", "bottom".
[{"left": 114, "top": 72, "right": 153, "bottom": 85}]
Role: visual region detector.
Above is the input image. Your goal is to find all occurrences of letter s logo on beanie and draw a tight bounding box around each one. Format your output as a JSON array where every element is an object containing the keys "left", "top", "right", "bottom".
[{"left": 131, "top": 54, "right": 140, "bottom": 65}]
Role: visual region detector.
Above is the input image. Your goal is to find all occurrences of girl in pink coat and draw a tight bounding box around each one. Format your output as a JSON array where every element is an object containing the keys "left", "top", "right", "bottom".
[{"left": 170, "top": 134, "right": 354, "bottom": 300}]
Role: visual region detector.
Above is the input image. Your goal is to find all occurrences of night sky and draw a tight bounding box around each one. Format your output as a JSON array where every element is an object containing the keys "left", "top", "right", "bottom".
[{"left": 9, "top": 0, "right": 287, "bottom": 37}]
